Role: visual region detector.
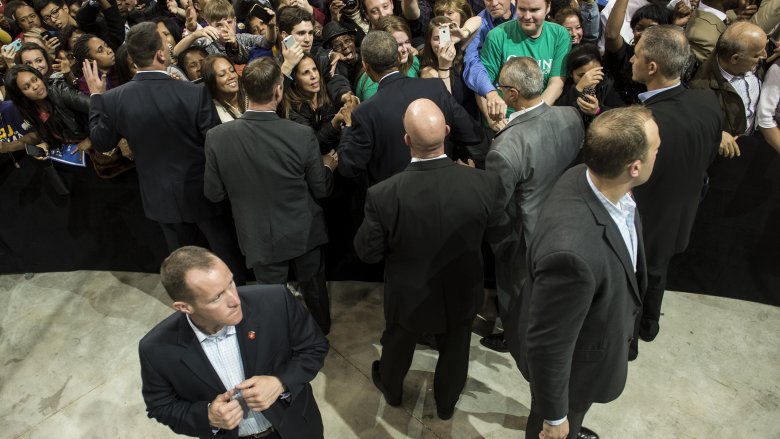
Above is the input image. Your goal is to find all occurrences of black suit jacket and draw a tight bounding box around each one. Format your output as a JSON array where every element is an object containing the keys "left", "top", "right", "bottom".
[
  {"left": 139, "top": 285, "right": 329, "bottom": 439},
  {"left": 507, "top": 165, "right": 646, "bottom": 420},
  {"left": 89, "top": 71, "right": 223, "bottom": 223},
  {"left": 204, "top": 111, "right": 333, "bottom": 267},
  {"left": 353, "top": 158, "right": 509, "bottom": 333},
  {"left": 633, "top": 85, "right": 722, "bottom": 261},
  {"left": 338, "top": 72, "right": 483, "bottom": 185}
]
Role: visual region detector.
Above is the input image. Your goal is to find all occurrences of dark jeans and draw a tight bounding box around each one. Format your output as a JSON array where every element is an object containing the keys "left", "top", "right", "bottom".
[
  {"left": 159, "top": 213, "right": 247, "bottom": 286},
  {"left": 252, "top": 246, "right": 331, "bottom": 334},
  {"left": 378, "top": 324, "right": 472, "bottom": 411}
]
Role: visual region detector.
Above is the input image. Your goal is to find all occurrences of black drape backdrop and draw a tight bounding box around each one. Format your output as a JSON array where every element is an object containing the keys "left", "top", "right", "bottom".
[{"left": 2, "top": 138, "right": 778, "bottom": 307}]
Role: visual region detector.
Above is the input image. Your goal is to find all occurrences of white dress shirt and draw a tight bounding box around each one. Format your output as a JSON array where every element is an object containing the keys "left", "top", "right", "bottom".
[{"left": 718, "top": 61, "right": 762, "bottom": 135}]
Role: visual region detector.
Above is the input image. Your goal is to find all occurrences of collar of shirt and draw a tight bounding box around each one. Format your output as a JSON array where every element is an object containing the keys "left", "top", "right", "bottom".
[
  {"left": 697, "top": 1, "right": 728, "bottom": 22},
  {"left": 245, "top": 109, "right": 277, "bottom": 114},
  {"left": 507, "top": 100, "right": 544, "bottom": 122},
  {"left": 378, "top": 71, "right": 400, "bottom": 84},
  {"left": 585, "top": 169, "right": 636, "bottom": 213},
  {"left": 717, "top": 59, "right": 755, "bottom": 82},
  {"left": 638, "top": 82, "right": 681, "bottom": 102},
  {"left": 411, "top": 153, "right": 448, "bottom": 163},
  {"left": 135, "top": 70, "right": 170, "bottom": 75},
  {"left": 186, "top": 314, "right": 236, "bottom": 343}
]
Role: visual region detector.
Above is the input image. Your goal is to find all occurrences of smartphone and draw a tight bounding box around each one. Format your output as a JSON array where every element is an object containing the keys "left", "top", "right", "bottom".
[
  {"left": 283, "top": 35, "right": 296, "bottom": 50},
  {"left": 231, "top": 390, "right": 250, "bottom": 419},
  {"left": 580, "top": 85, "right": 597, "bottom": 98},
  {"left": 25, "top": 143, "right": 46, "bottom": 158},
  {"left": 438, "top": 25, "right": 451, "bottom": 45},
  {"left": 3, "top": 39, "right": 22, "bottom": 53},
  {"left": 248, "top": 2, "right": 272, "bottom": 22}
]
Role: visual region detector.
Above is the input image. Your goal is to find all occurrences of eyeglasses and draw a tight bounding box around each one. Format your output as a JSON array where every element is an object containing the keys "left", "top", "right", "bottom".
[
  {"left": 496, "top": 84, "right": 517, "bottom": 93},
  {"left": 42, "top": 6, "right": 61, "bottom": 22}
]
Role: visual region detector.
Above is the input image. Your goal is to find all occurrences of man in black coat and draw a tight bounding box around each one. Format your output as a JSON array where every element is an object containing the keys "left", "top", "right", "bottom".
[
  {"left": 338, "top": 30, "right": 483, "bottom": 186},
  {"left": 203, "top": 58, "right": 337, "bottom": 334},
  {"left": 506, "top": 106, "right": 659, "bottom": 439},
  {"left": 139, "top": 246, "right": 329, "bottom": 439},
  {"left": 85, "top": 22, "right": 245, "bottom": 284},
  {"left": 353, "top": 98, "right": 509, "bottom": 420},
  {"left": 630, "top": 25, "right": 723, "bottom": 343}
]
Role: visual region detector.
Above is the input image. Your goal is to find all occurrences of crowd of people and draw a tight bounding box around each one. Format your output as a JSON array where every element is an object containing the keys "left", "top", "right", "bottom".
[{"left": 0, "top": 0, "right": 777, "bottom": 437}]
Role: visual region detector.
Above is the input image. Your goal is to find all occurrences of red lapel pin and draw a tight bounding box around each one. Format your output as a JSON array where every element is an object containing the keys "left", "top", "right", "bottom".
[{"left": 248, "top": 331, "right": 256, "bottom": 340}]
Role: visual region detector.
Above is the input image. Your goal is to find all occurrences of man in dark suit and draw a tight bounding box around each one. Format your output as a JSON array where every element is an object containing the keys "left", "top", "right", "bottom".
[
  {"left": 354, "top": 98, "right": 509, "bottom": 420},
  {"left": 338, "top": 30, "right": 482, "bottom": 186},
  {"left": 203, "top": 57, "right": 336, "bottom": 334},
  {"left": 630, "top": 25, "right": 723, "bottom": 343},
  {"left": 84, "top": 22, "right": 245, "bottom": 284},
  {"left": 507, "top": 106, "right": 659, "bottom": 439},
  {"left": 139, "top": 246, "right": 328, "bottom": 439}
]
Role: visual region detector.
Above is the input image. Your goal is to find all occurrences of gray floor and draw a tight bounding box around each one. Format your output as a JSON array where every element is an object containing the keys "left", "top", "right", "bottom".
[{"left": 1, "top": 271, "right": 778, "bottom": 439}]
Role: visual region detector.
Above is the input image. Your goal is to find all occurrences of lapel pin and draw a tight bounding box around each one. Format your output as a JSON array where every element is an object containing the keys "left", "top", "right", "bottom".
[{"left": 248, "top": 331, "right": 256, "bottom": 340}]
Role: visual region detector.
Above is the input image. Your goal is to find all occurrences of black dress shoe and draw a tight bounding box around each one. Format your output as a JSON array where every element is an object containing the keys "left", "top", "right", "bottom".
[
  {"left": 479, "top": 333, "right": 509, "bottom": 353},
  {"left": 577, "top": 426, "right": 599, "bottom": 439},
  {"left": 436, "top": 405, "right": 455, "bottom": 420},
  {"left": 638, "top": 319, "right": 659, "bottom": 342},
  {"left": 371, "top": 361, "right": 401, "bottom": 406}
]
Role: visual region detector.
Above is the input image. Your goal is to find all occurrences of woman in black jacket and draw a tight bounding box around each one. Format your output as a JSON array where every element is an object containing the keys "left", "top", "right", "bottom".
[
  {"left": 281, "top": 54, "right": 356, "bottom": 154},
  {"left": 556, "top": 43, "right": 624, "bottom": 124}
]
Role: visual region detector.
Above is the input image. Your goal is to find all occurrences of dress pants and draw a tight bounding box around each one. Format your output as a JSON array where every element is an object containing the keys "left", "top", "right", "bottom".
[
  {"left": 378, "top": 324, "right": 472, "bottom": 411},
  {"left": 159, "top": 213, "right": 247, "bottom": 286},
  {"left": 492, "top": 236, "right": 528, "bottom": 326},
  {"left": 252, "top": 246, "right": 331, "bottom": 334},
  {"left": 525, "top": 396, "right": 591, "bottom": 439},
  {"left": 639, "top": 249, "right": 672, "bottom": 340}
]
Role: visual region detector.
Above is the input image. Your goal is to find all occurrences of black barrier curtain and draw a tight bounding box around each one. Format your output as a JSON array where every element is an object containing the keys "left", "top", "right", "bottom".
[{"left": 2, "top": 140, "right": 778, "bottom": 307}]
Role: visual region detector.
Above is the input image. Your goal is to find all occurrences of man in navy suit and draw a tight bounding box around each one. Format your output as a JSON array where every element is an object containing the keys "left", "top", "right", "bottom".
[
  {"left": 139, "top": 246, "right": 328, "bottom": 439},
  {"left": 85, "top": 22, "right": 245, "bottom": 284}
]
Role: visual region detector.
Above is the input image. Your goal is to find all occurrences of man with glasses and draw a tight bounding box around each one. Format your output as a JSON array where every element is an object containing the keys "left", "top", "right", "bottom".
[
  {"left": 481, "top": 56, "right": 583, "bottom": 354},
  {"left": 34, "top": 0, "right": 78, "bottom": 31}
]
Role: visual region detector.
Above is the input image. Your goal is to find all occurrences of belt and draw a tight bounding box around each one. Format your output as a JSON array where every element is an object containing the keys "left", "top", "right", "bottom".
[{"left": 240, "top": 427, "right": 275, "bottom": 438}]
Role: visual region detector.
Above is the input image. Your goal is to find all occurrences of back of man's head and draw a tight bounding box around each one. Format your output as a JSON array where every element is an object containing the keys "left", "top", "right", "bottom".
[
  {"left": 277, "top": 6, "right": 314, "bottom": 35},
  {"left": 243, "top": 57, "right": 281, "bottom": 104},
  {"left": 499, "top": 56, "right": 543, "bottom": 99},
  {"left": 202, "top": 0, "right": 235, "bottom": 24},
  {"left": 583, "top": 106, "right": 653, "bottom": 179},
  {"left": 361, "top": 30, "right": 399, "bottom": 75},
  {"left": 638, "top": 25, "right": 689, "bottom": 80},
  {"left": 126, "top": 21, "right": 163, "bottom": 68},
  {"left": 403, "top": 99, "right": 448, "bottom": 155},
  {"left": 160, "top": 246, "right": 217, "bottom": 303}
]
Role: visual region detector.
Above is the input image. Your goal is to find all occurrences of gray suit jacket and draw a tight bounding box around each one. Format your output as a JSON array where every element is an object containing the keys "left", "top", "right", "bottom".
[
  {"left": 486, "top": 103, "right": 583, "bottom": 249},
  {"left": 204, "top": 111, "right": 333, "bottom": 267}
]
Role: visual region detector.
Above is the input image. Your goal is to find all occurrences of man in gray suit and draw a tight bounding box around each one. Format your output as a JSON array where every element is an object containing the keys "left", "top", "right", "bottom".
[
  {"left": 203, "top": 57, "right": 338, "bottom": 334},
  {"left": 480, "top": 57, "right": 584, "bottom": 352}
]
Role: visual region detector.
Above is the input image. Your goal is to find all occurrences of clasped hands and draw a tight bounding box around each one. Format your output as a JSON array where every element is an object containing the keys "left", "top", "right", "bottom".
[{"left": 208, "top": 375, "right": 285, "bottom": 430}]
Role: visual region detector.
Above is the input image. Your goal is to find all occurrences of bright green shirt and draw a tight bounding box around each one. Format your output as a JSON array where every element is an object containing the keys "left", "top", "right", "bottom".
[
  {"left": 356, "top": 56, "right": 420, "bottom": 101},
  {"left": 480, "top": 20, "right": 570, "bottom": 115}
]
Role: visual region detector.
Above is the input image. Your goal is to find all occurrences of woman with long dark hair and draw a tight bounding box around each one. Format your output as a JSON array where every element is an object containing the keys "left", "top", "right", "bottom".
[
  {"left": 355, "top": 15, "right": 419, "bottom": 101},
  {"left": 72, "top": 33, "right": 122, "bottom": 94},
  {"left": 281, "top": 54, "right": 356, "bottom": 153},
  {"left": 201, "top": 54, "right": 246, "bottom": 123},
  {"left": 14, "top": 42, "right": 78, "bottom": 86},
  {"left": 555, "top": 43, "right": 623, "bottom": 121}
]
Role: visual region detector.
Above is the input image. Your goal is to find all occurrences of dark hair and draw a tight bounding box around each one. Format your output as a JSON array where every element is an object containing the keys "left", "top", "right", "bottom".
[
  {"left": 32, "top": 0, "right": 64, "bottom": 14},
  {"left": 277, "top": 6, "right": 314, "bottom": 35},
  {"left": 553, "top": 7, "right": 580, "bottom": 26},
  {"left": 4, "top": 65, "right": 88, "bottom": 146},
  {"left": 60, "top": 25, "right": 83, "bottom": 51},
  {"left": 160, "top": 246, "right": 218, "bottom": 302},
  {"left": 126, "top": 21, "right": 164, "bottom": 68},
  {"left": 14, "top": 43, "right": 53, "bottom": 77},
  {"left": 151, "top": 16, "right": 183, "bottom": 44},
  {"left": 4, "top": 0, "right": 32, "bottom": 20},
  {"left": 432, "top": 0, "right": 473, "bottom": 25},
  {"left": 243, "top": 57, "right": 281, "bottom": 104},
  {"left": 583, "top": 106, "right": 653, "bottom": 179},
  {"left": 282, "top": 53, "right": 331, "bottom": 119},
  {"left": 630, "top": 4, "right": 672, "bottom": 30},
  {"left": 71, "top": 33, "right": 98, "bottom": 77},
  {"left": 115, "top": 44, "right": 135, "bottom": 83},
  {"left": 420, "top": 16, "right": 463, "bottom": 73},
  {"left": 177, "top": 46, "right": 209, "bottom": 80},
  {"left": 549, "top": 0, "right": 574, "bottom": 20},
  {"left": 361, "top": 30, "right": 399, "bottom": 74},
  {"left": 202, "top": 54, "right": 247, "bottom": 118},
  {"left": 565, "top": 43, "right": 601, "bottom": 78}
]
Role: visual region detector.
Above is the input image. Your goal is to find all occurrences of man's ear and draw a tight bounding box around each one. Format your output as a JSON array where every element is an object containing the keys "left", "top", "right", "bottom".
[
  {"left": 729, "top": 53, "right": 740, "bottom": 66},
  {"left": 156, "top": 48, "right": 166, "bottom": 65},
  {"left": 279, "top": 31, "right": 288, "bottom": 42},
  {"left": 628, "top": 159, "right": 641, "bottom": 178},
  {"left": 445, "top": 124, "right": 451, "bottom": 136},
  {"left": 172, "top": 301, "right": 193, "bottom": 314},
  {"left": 404, "top": 133, "right": 411, "bottom": 147},
  {"left": 647, "top": 60, "right": 659, "bottom": 77}
]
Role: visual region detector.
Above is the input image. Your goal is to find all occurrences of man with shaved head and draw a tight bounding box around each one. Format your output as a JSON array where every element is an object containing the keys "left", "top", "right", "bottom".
[{"left": 354, "top": 98, "right": 509, "bottom": 420}]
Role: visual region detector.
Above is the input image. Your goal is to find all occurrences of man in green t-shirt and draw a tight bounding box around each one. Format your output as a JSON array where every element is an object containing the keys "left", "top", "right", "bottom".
[{"left": 479, "top": 0, "right": 571, "bottom": 124}]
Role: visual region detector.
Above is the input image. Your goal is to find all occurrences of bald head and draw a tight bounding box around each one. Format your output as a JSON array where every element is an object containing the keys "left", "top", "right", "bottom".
[
  {"left": 717, "top": 22, "right": 767, "bottom": 75},
  {"left": 403, "top": 99, "right": 449, "bottom": 157}
]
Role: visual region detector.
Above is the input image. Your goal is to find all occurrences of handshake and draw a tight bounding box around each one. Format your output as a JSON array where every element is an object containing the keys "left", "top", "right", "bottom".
[{"left": 322, "top": 149, "right": 338, "bottom": 171}]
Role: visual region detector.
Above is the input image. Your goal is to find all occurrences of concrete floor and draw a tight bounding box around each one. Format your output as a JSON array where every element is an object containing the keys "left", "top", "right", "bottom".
[{"left": 1, "top": 271, "right": 778, "bottom": 439}]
